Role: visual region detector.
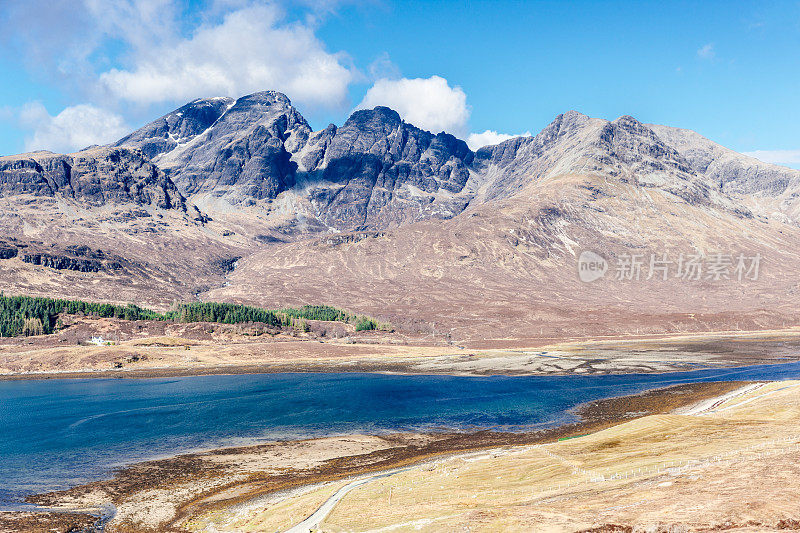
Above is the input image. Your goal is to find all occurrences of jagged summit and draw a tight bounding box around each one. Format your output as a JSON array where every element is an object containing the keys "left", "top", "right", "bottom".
[
  {"left": 4, "top": 91, "right": 800, "bottom": 233},
  {"left": 115, "top": 92, "right": 476, "bottom": 226},
  {"left": 344, "top": 106, "right": 403, "bottom": 131},
  {"left": 299, "top": 105, "right": 474, "bottom": 229},
  {"left": 649, "top": 123, "right": 800, "bottom": 198},
  {"left": 115, "top": 97, "right": 235, "bottom": 159},
  {"left": 125, "top": 90, "right": 312, "bottom": 201},
  {"left": 115, "top": 92, "right": 299, "bottom": 157},
  {"left": 234, "top": 90, "right": 293, "bottom": 105}
]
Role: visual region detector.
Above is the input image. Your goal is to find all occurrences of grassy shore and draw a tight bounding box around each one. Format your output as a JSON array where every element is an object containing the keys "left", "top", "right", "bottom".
[
  {"left": 250, "top": 380, "right": 800, "bottom": 532},
  {"left": 0, "top": 380, "right": 744, "bottom": 533}
]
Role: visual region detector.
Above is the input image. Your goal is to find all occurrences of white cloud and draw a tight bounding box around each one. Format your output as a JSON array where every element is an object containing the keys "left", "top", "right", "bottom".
[
  {"left": 0, "top": 1, "right": 355, "bottom": 111},
  {"left": 85, "top": 0, "right": 179, "bottom": 52},
  {"left": 356, "top": 76, "right": 470, "bottom": 135},
  {"left": 20, "top": 102, "right": 130, "bottom": 153},
  {"left": 96, "top": 4, "right": 354, "bottom": 109},
  {"left": 743, "top": 149, "right": 800, "bottom": 168},
  {"left": 466, "top": 129, "right": 531, "bottom": 150},
  {"left": 697, "top": 43, "right": 715, "bottom": 60},
  {"left": 367, "top": 52, "right": 401, "bottom": 81}
]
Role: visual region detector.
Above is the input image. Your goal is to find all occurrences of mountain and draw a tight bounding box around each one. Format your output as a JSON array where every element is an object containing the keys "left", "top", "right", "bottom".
[
  {"left": 118, "top": 92, "right": 309, "bottom": 202},
  {"left": 117, "top": 92, "right": 475, "bottom": 231},
  {"left": 2, "top": 90, "right": 800, "bottom": 343},
  {"left": 117, "top": 97, "right": 795, "bottom": 234},
  {"left": 199, "top": 103, "right": 800, "bottom": 344},
  {"left": 0, "top": 146, "right": 238, "bottom": 307},
  {"left": 470, "top": 111, "right": 747, "bottom": 216},
  {"left": 297, "top": 106, "right": 474, "bottom": 229},
  {"left": 114, "top": 97, "right": 235, "bottom": 160},
  {"left": 648, "top": 123, "right": 800, "bottom": 222},
  {"left": 0, "top": 146, "right": 189, "bottom": 211},
  {"left": 648, "top": 123, "right": 800, "bottom": 197}
]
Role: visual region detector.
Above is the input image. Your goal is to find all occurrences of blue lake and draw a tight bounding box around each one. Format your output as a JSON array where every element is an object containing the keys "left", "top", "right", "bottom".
[{"left": 3, "top": 362, "right": 800, "bottom": 504}]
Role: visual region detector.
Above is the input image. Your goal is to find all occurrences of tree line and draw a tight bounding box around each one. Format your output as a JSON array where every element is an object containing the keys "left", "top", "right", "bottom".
[{"left": 0, "top": 294, "right": 384, "bottom": 337}]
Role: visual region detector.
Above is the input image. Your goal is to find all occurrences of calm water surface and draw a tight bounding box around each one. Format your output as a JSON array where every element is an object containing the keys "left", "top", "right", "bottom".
[{"left": 3, "top": 362, "right": 800, "bottom": 503}]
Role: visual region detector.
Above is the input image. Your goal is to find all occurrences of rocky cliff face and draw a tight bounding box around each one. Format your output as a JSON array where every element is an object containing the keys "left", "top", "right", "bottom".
[
  {"left": 118, "top": 93, "right": 475, "bottom": 229},
  {"left": 471, "top": 111, "right": 750, "bottom": 217},
  {"left": 115, "top": 97, "right": 235, "bottom": 160},
  {"left": 648, "top": 124, "right": 800, "bottom": 198},
  {"left": 20, "top": 253, "right": 121, "bottom": 273},
  {"left": 0, "top": 239, "right": 131, "bottom": 273},
  {"left": 298, "top": 106, "right": 474, "bottom": 229},
  {"left": 0, "top": 147, "right": 190, "bottom": 211},
  {"left": 119, "top": 91, "right": 312, "bottom": 202}
]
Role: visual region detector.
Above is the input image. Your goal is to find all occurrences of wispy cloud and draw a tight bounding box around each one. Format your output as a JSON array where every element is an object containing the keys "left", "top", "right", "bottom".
[
  {"left": 466, "top": 130, "right": 531, "bottom": 150},
  {"left": 743, "top": 149, "right": 800, "bottom": 169},
  {"left": 697, "top": 43, "right": 715, "bottom": 60},
  {"left": 0, "top": 106, "right": 14, "bottom": 122},
  {"left": 19, "top": 102, "right": 129, "bottom": 153},
  {"left": 367, "top": 52, "right": 401, "bottom": 82}
]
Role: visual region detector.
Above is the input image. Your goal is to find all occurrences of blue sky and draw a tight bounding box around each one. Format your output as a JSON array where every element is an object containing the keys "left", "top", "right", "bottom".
[{"left": 0, "top": 0, "right": 798, "bottom": 167}]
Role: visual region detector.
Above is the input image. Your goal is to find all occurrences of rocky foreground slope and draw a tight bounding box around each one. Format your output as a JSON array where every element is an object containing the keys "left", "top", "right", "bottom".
[{"left": 1, "top": 90, "right": 799, "bottom": 342}]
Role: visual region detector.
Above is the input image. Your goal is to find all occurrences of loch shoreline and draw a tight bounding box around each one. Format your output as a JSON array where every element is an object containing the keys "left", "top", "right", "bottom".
[
  {"left": 4, "top": 327, "right": 800, "bottom": 382},
  {"left": 0, "top": 378, "right": 749, "bottom": 532},
  {"left": 0, "top": 356, "right": 792, "bottom": 382}
]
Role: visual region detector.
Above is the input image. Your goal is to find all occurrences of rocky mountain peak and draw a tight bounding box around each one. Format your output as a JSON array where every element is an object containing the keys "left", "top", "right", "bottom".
[
  {"left": 345, "top": 106, "right": 403, "bottom": 128},
  {"left": 118, "top": 90, "right": 313, "bottom": 202},
  {"left": 233, "top": 90, "right": 293, "bottom": 107},
  {"left": 113, "top": 93, "right": 480, "bottom": 219},
  {"left": 217, "top": 91, "right": 308, "bottom": 136},
  {"left": 594, "top": 114, "right": 696, "bottom": 178},
  {"left": 290, "top": 105, "right": 474, "bottom": 229},
  {"left": 550, "top": 109, "right": 592, "bottom": 130},
  {"left": 115, "top": 97, "right": 234, "bottom": 160},
  {"left": 612, "top": 114, "right": 644, "bottom": 128},
  {"left": 649, "top": 123, "right": 800, "bottom": 199},
  {"left": 470, "top": 110, "right": 740, "bottom": 212}
]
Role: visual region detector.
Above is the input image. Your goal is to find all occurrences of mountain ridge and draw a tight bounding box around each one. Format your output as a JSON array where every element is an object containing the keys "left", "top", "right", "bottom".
[
  {"left": 0, "top": 145, "right": 191, "bottom": 212},
  {"left": 107, "top": 92, "right": 800, "bottom": 235},
  {"left": 1, "top": 90, "right": 797, "bottom": 243},
  {"left": 1, "top": 90, "right": 799, "bottom": 343}
]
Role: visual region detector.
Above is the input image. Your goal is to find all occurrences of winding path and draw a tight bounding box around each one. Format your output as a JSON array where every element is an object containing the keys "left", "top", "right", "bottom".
[
  {"left": 284, "top": 381, "right": 800, "bottom": 531},
  {"left": 285, "top": 467, "right": 410, "bottom": 533}
]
